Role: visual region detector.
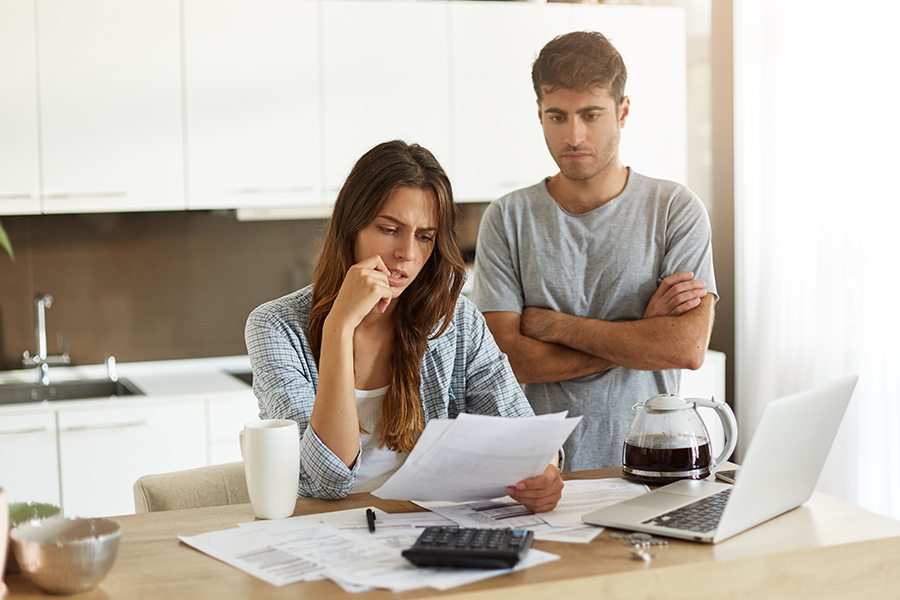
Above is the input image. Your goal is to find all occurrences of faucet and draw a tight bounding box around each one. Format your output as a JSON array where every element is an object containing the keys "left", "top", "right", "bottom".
[{"left": 22, "top": 292, "right": 71, "bottom": 385}]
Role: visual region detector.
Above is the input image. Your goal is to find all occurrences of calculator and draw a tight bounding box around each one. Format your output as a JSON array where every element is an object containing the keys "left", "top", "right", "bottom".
[{"left": 401, "top": 526, "right": 534, "bottom": 569}]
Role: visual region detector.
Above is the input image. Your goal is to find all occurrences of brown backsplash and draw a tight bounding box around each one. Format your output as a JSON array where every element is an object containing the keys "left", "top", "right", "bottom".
[{"left": 0, "top": 205, "right": 486, "bottom": 370}]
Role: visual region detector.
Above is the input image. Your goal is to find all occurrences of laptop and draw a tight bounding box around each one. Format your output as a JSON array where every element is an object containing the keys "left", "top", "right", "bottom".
[{"left": 582, "top": 375, "right": 858, "bottom": 543}]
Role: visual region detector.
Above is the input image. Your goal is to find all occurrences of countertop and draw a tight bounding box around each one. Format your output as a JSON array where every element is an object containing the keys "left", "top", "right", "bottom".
[{"left": 0, "top": 355, "right": 254, "bottom": 413}]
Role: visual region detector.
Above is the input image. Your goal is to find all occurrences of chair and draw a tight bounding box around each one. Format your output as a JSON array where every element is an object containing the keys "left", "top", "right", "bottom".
[{"left": 133, "top": 462, "right": 249, "bottom": 513}]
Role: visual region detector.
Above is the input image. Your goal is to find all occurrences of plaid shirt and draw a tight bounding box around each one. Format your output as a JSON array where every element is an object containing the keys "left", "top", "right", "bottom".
[{"left": 244, "top": 285, "right": 534, "bottom": 499}]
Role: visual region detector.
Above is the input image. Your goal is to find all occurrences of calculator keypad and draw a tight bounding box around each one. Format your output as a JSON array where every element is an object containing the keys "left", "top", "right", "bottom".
[{"left": 401, "top": 527, "right": 534, "bottom": 569}]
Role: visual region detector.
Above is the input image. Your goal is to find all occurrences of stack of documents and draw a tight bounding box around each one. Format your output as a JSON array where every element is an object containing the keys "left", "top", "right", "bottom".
[
  {"left": 419, "top": 478, "right": 649, "bottom": 544},
  {"left": 179, "top": 479, "right": 648, "bottom": 592},
  {"left": 179, "top": 507, "right": 560, "bottom": 592}
]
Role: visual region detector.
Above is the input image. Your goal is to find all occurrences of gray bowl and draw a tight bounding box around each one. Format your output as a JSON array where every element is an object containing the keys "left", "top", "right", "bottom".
[{"left": 10, "top": 516, "right": 121, "bottom": 595}]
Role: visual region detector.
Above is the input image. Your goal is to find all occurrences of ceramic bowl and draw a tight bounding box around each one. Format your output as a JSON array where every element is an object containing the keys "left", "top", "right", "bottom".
[
  {"left": 10, "top": 516, "right": 120, "bottom": 595},
  {"left": 5, "top": 501, "right": 61, "bottom": 575}
]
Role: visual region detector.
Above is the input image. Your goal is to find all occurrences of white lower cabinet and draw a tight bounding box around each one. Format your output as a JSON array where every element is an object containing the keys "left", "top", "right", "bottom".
[
  {"left": 208, "top": 393, "right": 260, "bottom": 465},
  {"left": 57, "top": 399, "right": 207, "bottom": 518},
  {"left": 0, "top": 411, "right": 60, "bottom": 506}
]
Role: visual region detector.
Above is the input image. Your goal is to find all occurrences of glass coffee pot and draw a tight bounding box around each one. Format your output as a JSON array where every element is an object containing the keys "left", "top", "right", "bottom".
[{"left": 622, "top": 394, "right": 737, "bottom": 485}]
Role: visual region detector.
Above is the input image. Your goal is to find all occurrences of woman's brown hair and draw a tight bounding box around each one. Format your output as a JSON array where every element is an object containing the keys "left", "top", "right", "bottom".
[{"left": 307, "top": 140, "right": 465, "bottom": 452}]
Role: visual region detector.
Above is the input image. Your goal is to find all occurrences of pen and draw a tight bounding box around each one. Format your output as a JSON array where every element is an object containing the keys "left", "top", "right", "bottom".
[{"left": 366, "top": 508, "right": 376, "bottom": 533}]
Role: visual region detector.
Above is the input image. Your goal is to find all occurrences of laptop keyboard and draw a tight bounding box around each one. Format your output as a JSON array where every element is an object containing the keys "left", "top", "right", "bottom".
[{"left": 642, "top": 488, "right": 733, "bottom": 533}]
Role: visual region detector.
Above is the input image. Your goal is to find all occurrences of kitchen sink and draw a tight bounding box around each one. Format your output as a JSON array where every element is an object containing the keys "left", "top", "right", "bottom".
[
  {"left": 0, "top": 378, "right": 144, "bottom": 406},
  {"left": 228, "top": 370, "right": 253, "bottom": 386}
]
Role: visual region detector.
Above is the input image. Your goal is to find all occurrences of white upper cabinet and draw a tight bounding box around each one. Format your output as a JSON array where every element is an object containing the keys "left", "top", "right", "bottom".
[
  {"left": 9, "top": 0, "right": 686, "bottom": 216},
  {"left": 36, "top": 0, "right": 184, "bottom": 213},
  {"left": 571, "top": 5, "right": 687, "bottom": 184},
  {"left": 321, "top": 1, "right": 452, "bottom": 198},
  {"left": 0, "top": 0, "right": 41, "bottom": 215},
  {"left": 449, "top": 2, "right": 573, "bottom": 203},
  {"left": 184, "top": 0, "right": 321, "bottom": 210}
]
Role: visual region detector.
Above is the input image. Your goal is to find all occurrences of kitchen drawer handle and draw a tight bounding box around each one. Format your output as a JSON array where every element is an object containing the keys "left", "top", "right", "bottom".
[
  {"left": 234, "top": 186, "right": 313, "bottom": 195},
  {"left": 0, "top": 193, "right": 34, "bottom": 200},
  {"left": 43, "top": 191, "right": 128, "bottom": 200},
  {"left": 62, "top": 419, "right": 148, "bottom": 432},
  {"left": 0, "top": 426, "right": 50, "bottom": 436}
]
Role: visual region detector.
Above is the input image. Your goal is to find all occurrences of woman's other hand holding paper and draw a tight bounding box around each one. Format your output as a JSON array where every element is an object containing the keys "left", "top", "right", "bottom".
[{"left": 506, "top": 464, "right": 564, "bottom": 513}]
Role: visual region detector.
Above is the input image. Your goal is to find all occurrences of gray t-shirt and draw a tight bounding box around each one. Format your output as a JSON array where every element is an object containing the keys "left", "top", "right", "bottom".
[{"left": 472, "top": 169, "right": 718, "bottom": 470}]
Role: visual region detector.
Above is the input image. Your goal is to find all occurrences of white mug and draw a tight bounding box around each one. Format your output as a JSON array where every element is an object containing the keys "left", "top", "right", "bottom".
[{"left": 240, "top": 420, "right": 300, "bottom": 520}]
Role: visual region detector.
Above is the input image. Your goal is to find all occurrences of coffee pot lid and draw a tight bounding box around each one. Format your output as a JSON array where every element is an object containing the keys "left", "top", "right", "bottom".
[{"left": 644, "top": 394, "right": 692, "bottom": 412}]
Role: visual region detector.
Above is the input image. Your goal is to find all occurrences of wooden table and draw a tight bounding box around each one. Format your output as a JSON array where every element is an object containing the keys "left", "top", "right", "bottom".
[{"left": 6, "top": 469, "right": 900, "bottom": 599}]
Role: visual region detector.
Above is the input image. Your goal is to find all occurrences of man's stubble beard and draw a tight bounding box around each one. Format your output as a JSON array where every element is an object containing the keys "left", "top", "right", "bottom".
[{"left": 551, "top": 127, "right": 621, "bottom": 182}]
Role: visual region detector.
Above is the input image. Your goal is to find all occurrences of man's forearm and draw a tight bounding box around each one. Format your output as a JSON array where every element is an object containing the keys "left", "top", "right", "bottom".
[
  {"left": 505, "top": 334, "right": 615, "bottom": 384},
  {"left": 483, "top": 312, "right": 615, "bottom": 384},
  {"left": 528, "top": 297, "right": 714, "bottom": 371}
]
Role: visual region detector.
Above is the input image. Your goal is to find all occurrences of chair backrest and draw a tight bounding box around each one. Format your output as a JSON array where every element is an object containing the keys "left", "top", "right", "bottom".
[{"left": 133, "top": 462, "right": 249, "bottom": 513}]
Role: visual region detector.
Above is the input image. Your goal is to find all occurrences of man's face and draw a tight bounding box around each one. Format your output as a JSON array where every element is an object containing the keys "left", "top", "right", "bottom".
[
  {"left": 353, "top": 186, "right": 437, "bottom": 299},
  {"left": 538, "top": 86, "right": 629, "bottom": 182}
]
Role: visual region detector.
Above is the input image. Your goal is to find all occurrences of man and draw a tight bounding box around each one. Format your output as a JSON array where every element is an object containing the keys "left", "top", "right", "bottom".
[{"left": 472, "top": 31, "right": 718, "bottom": 470}]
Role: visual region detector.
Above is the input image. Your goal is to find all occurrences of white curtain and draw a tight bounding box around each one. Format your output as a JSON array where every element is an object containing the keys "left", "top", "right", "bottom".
[{"left": 735, "top": 1, "right": 900, "bottom": 517}]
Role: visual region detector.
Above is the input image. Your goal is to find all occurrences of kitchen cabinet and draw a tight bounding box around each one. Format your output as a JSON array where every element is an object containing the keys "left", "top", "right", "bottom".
[
  {"left": 0, "top": 411, "right": 60, "bottom": 506},
  {"left": 7, "top": 0, "right": 687, "bottom": 216},
  {"left": 0, "top": 0, "right": 41, "bottom": 215},
  {"left": 448, "top": 2, "right": 573, "bottom": 202},
  {"left": 36, "top": 0, "right": 184, "bottom": 214},
  {"left": 57, "top": 399, "right": 206, "bottom": 517},
  {"left": 183, "top": 0, "right": 322, "bottom": 210},
  {"left": 321, "top": 1, "right": 452, "bottom": 198}
]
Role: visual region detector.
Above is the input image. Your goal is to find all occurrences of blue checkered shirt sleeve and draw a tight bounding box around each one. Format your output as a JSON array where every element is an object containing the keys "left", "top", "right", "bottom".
[
  {"left": 244, "top": 302, "right": 360, "bottom": 499},
  {"left": 457, "top": 299, "right": 533, "bottom": 418}
]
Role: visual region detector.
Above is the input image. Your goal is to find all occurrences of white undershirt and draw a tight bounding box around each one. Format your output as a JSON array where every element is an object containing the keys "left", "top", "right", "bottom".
[{"left": 351, "top": 385, "right": 408, "bottom": 493}]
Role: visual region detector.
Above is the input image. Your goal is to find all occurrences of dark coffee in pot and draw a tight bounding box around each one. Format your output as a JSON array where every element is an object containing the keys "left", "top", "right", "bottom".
[{"left": 622, "top": 435, "right": 712, "bottom": 485}]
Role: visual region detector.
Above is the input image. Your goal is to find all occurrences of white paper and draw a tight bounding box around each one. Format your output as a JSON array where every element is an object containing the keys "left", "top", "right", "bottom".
[
  {"left": 530, "top": 523, "right": 603, "bottom": 544},
  {"left": 359, "top": 511, "right": 457, "bottom": 529},
  {"left": 237, "top": 506, "right": 456, "bottom": 531},
  {"left": 414, "top": 478, "right": 648, "bottom": 545},
  {"left": 373, "top": 413, "right": 581, "bottom": 502},
  {"left": 326, "top": 545, "right": 560, "bottom": 593},
  {"left": 422, "top": 499, "right": 547, "bottom": 530},
  {"left": 178, "top": 525, "right": 343, "bottom": 587},
  {"left": 182, "top": 511, "right": 559, "bottom": 593},
  {"left": 236, "top": 506, "right": 386, "bottom": 530},
  {"left": 540, "top": 478, "right": 650, "bottom": 528}
]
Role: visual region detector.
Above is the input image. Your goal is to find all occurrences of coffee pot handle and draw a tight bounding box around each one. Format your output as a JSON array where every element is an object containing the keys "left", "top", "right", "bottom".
[{"left": 691, "top": 396, "right": 738, "bottom": 470}]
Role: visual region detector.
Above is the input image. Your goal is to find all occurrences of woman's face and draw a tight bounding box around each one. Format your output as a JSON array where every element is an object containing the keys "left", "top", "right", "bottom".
[{"left": 353, "top": 186, "right": 438, "bottom": 299}]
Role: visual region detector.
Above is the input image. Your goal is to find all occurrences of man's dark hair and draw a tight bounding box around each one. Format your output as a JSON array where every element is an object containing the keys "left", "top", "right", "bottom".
[{"left": 531, "top": 31, "right": 627, "bottom": 105}]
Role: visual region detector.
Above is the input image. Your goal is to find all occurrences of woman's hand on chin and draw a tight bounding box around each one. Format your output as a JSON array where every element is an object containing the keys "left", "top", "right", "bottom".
[
  {"left": 506, "top": 463, "right": 564, "bottom": 513},
  {"left": 328, "top": 255, "right": 394, "bottom": 331}
]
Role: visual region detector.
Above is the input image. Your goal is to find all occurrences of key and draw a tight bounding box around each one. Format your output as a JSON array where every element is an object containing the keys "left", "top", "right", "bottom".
[{"left": 630, "top": 546, "right": 652, "bottom": 564}]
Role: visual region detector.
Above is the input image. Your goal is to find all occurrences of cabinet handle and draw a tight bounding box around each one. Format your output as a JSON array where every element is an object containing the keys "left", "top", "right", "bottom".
[
  {"left": 43, "top": 191, "right": 128, "bottom": 200},
  {"left": 234, "top": 186, "right": 313, "bottom": 195},
  {"left": 0, "top": 426, "right": 50, "bottom": 436},
  {"left": 0, "top": 193, "right": 34, "bottom": 200},
  {"left": 61, "top": 419, "right": 148, "bottom": 432}
]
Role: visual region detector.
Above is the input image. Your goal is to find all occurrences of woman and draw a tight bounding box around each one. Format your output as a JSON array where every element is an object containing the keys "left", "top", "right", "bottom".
[{"left": 245, "top": 141, "right": 562, "bottom": 512}]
